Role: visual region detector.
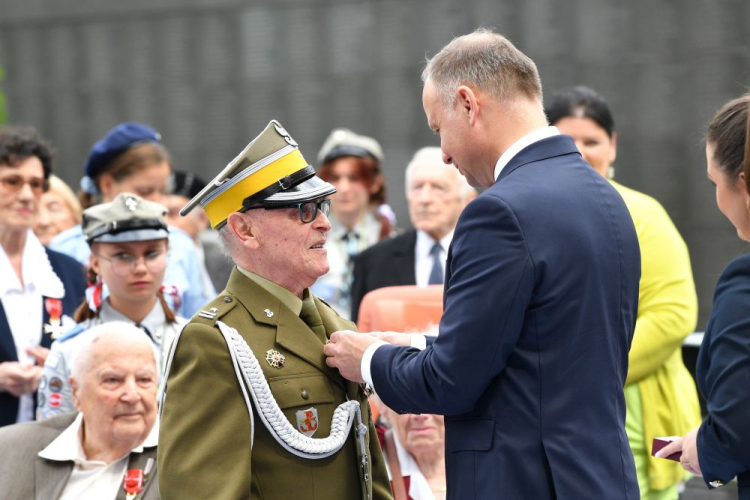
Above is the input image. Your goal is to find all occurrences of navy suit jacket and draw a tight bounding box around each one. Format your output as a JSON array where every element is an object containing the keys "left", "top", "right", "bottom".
[
  {"left": 350, "top": 230, "right": 417, "bottom": 322},
  {"left": 371, "top": 135, "right": 641, "bottom": 499},
  {"left": 696, "top": 254, "right": 750, "bottom": 498},
  {"left": 0, "top": 248, "right": 86, "bottom": 427}
]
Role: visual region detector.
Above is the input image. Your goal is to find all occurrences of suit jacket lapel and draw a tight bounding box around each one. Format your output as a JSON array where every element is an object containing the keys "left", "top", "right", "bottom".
[
  {"left": 35, "top": 456, "right": 72, "bottom": 500},
  {"left": 225, "top": 270, "right": 345, "bottom": 388},
  {"left": 317, "top": 297, "right": 360, "bottom": 392},
  {"left": 0, "top": 301, "right": 18, "bottom": 362},
  {"left": 393, "top": 230, "right": 417, "bottom": 285},
  {"left": 114, "top": 448, "right": 158, "bottom": 500},
  {"left": 275, "top": 305, "right": 343, "bottom": 387}
]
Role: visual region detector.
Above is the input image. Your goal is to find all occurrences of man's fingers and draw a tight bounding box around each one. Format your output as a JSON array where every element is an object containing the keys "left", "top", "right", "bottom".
[{"left": 655, "top": 439, "right": 682, "bottom": 458}]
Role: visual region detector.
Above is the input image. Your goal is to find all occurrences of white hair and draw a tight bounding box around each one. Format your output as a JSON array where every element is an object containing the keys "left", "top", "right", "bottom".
[
  {"left": 405, "top": 147, "right": 476, "bottom": 200},
  {"left": 70, "top": 321, "right": 155, "bottom": 381}
]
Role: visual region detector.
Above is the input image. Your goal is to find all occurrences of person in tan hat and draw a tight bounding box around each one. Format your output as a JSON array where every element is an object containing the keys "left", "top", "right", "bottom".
[
  {"left": 37, "top": 192, "right": 187, "bottom": 420},
  {"left": 158, "top": 121, "right": 391, "bottom": 500},
  {"left": 312, "top": 128, "right": 395, "bottom": 319}
]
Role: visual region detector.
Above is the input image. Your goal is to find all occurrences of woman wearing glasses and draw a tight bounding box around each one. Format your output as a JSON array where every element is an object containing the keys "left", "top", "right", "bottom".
[
  {"left": 48, "top": 122, "right": 214, "bottom": 317},
  {"left": 0, "top": 126, "right": 86, "bottom": 427},
  {"left": 37, "top": 192, "right": 186, "bottom": 419}
]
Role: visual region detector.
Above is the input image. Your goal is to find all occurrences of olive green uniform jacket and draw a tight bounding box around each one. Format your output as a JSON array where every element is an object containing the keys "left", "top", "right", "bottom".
[{"left": 158, "top": 269, "right": 392, "bottom": 500}]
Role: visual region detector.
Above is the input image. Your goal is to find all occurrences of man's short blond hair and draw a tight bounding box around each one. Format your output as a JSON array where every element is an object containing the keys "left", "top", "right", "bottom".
[{"left": 422, "top": 27, "right": 542, "bottom": 109}]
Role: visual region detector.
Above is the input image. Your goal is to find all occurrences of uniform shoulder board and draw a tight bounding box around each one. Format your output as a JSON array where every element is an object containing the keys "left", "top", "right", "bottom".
[
  {"left": 193, "top": 294, "right": 236, "bottom": 324},
  {"left": 57, "top": 324, "right": 86, "bottom": 343}
]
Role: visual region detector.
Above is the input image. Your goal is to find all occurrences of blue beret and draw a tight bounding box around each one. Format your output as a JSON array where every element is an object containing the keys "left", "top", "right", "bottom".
[{"left": 83, "top": 122, "right": 162, "bottom": 178}]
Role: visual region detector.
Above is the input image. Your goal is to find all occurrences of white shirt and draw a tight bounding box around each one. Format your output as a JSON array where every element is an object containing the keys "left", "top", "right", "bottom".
[
  {"left": 414, "top": 230, "right": 453, "bottom": 287},
  {"left": 0, "top": 229, "right": 65, "bottom": 423},
  {"left": 38, "top": 413, "right": 158, "bottom": 500},
  {"left": 493, "top": 126, "right": 560, "bottom": 180},
  {"left": 362, "top": 126, "right": 560, "bottom": 388}
]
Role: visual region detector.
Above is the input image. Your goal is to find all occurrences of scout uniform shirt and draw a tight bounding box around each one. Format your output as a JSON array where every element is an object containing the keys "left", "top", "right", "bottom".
[{"left": 158, "top": 267, "right": 392, "bottom": 500}]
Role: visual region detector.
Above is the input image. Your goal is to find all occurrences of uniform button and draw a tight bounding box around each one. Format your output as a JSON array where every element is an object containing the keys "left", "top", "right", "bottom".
[
  {"left": 223, "top": 296, "right": 232, "bottom": 303},
  {"left": 301, "top": 389, "right": 309, "bottom": 400}
]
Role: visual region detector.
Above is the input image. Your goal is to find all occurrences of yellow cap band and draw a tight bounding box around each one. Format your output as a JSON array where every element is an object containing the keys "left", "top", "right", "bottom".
[{"left": 204, "top": 149, "right": 308, "bottom": 228}]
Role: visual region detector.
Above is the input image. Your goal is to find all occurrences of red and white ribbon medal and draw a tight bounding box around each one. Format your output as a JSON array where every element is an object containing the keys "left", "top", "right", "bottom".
[
  {"left": 123, "top": 469, "right": 144, "bottom": 500},
  {"left": 43, "top": 298, "right": 64, "bottom": 339}
]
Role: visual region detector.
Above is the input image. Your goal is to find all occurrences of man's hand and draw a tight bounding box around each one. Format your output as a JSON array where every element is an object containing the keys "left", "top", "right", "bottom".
[
  {"left": 655, "top": 426, "right": 702, "bottom": 476},
  {"left": 323, "top": 330, "right": 379, "bottom": 384}
]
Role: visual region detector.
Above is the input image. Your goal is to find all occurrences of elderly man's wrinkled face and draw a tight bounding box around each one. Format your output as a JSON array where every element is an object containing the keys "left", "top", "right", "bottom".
[
  {"left": 71, "top": 336, "right": 158, "bottom": 452},
  {"left": 248, "top": 202, "right": 332, "bottom": 293},
  {"left": 407, "top": 161, "right": 465, "bottom": 241},
  {"left": 391, "top": 411, "right": 445, "bottom": 456}
]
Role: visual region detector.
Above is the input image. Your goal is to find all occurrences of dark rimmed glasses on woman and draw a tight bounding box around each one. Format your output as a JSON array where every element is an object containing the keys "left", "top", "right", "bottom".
[{"left": 0, "top": 175, "right": 49, "bottom": 196}]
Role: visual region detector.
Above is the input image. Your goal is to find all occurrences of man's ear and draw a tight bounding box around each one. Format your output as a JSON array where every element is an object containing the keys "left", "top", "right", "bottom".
[
  {"left": 740, "top": 171, "right": 750, "bottom": 207},
  {"left": 456, "top": 86, "right": 480, "bottom": 125},
  {"left": 70, "top": 377, "right": 82, "bottom": 412},
  {"left": 610, "top": 132, "right": 618, "bottom": 165},
  {"left": 227, "top": 212, "right": 260, "bottom": 249}
]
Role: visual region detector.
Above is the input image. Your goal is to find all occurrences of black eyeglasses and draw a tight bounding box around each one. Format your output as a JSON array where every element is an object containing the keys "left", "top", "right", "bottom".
[{"left": 245, "top": 199, "right": 331, "bottom": 224}]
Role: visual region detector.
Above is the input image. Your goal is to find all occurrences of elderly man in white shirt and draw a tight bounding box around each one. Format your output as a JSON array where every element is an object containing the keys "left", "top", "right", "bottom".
[{"left": 0, "top": 321, "right": 160, "bottom": 499}]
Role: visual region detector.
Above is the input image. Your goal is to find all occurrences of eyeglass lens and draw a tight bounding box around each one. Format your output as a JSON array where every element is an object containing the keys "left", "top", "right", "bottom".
[
  {"left": 300, "top": 199, "right": 331, "bottom": 223},
  {"left": 0, "top": 175, "right": 48, "bottom": 195}
]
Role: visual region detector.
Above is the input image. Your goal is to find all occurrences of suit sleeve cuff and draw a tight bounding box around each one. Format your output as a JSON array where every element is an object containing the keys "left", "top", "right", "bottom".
[
  {"left": 361, "top": 340, "right": 388, "bottom": 388},
  {"left": 410, "top": 334, "right": 427, "bottom": 350}
]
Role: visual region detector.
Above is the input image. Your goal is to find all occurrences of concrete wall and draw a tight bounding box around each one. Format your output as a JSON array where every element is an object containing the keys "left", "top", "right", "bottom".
[{"left": 1, "top": 0, "right": 749, "bottom": 325}]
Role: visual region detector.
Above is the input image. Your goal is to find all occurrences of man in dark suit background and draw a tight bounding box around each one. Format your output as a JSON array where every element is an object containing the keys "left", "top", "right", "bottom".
[
  {"left": 325, "top": 28, "right": 641, "bottom": 499},
  {"left": 350, "top": 147, "right": 475, "bottom": 322}
]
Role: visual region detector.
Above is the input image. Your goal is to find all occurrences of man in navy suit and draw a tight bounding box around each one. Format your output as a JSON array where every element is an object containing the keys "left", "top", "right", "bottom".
[{"left": 325, "top": 28, "right": 641, "bottom": 499}]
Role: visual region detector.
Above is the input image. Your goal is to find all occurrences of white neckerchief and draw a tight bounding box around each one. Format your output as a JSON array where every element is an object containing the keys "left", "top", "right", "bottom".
[
  {"left": 493, "top": 126, "right": 560, "bottom": 181},
  {"left": 0, "top": 230, "right": 65, "bottom": 422},
  {"left": 0, "top": 229, "right": 64, "bottom": 298},
  {"left": 414, "top": 229, "right": 454, "bottom": 287}
]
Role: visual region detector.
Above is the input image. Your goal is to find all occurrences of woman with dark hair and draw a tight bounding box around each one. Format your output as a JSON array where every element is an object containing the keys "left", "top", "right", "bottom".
[
  {"left": 657, "top": 95, "right": 750, "bottom": 499},
  {"left": 0, "top": 126, "right": 86, "bottom": 427},
  {"left": 49, "top": 122, "right": 214, "bottom": 316},
  {"left": 311, "top": 128, "right": 395, "bottom": 318},
  {"left": 547, "top": 86, "right": 701, "bottom": 500}
]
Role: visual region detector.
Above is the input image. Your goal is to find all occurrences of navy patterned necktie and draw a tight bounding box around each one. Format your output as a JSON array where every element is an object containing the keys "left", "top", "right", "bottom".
[{"left": 428, "top": 243, "right": 444, "bottom": 285}]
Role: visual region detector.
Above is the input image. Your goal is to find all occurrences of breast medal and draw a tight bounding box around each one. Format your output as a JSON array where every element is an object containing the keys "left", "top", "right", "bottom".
[
  {"left": 123, "top": 469, "right": 144, "bottom": 499},
  {"left": 43, "top": 298, "right": 64, "bottom": 339}
]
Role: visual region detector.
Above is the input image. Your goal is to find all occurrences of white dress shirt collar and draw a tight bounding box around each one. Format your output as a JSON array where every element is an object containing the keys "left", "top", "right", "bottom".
[
  {"left": 493, "top": 126, "right": 560, "bottom": 181},
  {"left": 414, "top": 229, "right": 453, "bottom": 287},
  {"left": 38, "top": 413, "right": 159, "bottom": 463},
  {"left": 98, "top": 298, "right": 167, "bottom": 342},
  {"left": 415, "top": 229, "right": 453, "bottom": 258},
  {"left": 0, "top": 229, "right": 64, "bottom": 298}
]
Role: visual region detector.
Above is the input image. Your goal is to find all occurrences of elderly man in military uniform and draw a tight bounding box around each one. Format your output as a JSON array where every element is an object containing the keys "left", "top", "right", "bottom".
[{"left": 157, "top": 121, "right": 392, "bottom": 500}]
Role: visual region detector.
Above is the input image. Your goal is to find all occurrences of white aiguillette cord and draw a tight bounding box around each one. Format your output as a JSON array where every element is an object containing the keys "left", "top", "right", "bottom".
[{"left": 161, "top": 321, "right": 368, "bottom": 461}]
